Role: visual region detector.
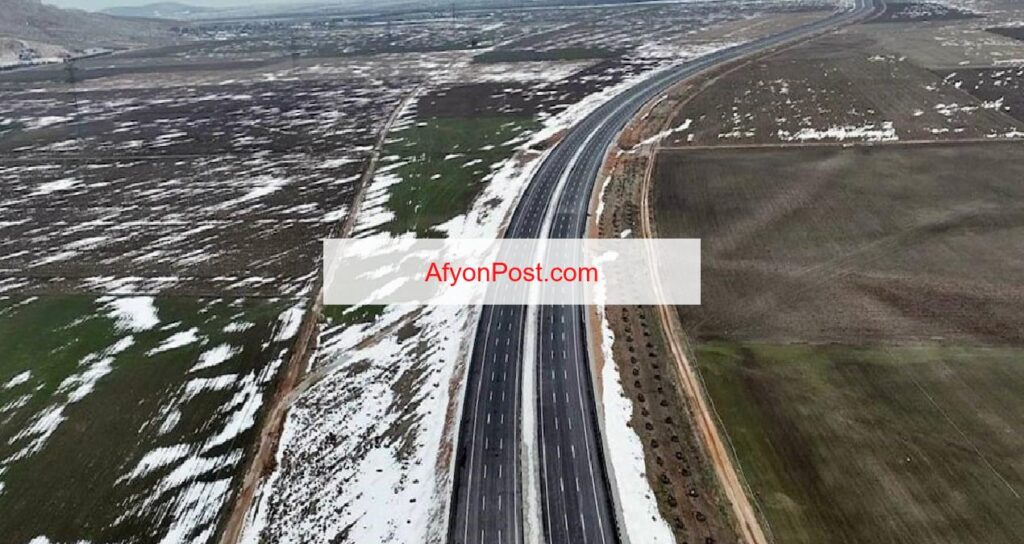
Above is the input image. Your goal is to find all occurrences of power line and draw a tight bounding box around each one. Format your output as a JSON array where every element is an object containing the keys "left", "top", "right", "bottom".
[{"left": 63, "top": 57, "right": 84, "bottom": 151}]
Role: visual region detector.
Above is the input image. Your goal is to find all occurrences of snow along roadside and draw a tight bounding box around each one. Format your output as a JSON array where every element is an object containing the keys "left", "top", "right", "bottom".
[
  {"left": 590, "top": 175, "right": 676, "bottom": 544},
  {"left": 238, "top": 56, "right": 696, "bottom": 544}
]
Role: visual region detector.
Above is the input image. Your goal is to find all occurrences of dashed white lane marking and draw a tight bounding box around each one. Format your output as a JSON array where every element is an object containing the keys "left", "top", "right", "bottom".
[{"left": 462, "top": 304, "right": 497, "bottom": 544}]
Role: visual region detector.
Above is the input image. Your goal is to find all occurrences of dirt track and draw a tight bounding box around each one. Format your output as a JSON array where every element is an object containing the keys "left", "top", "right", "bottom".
[
  {"left": 636, "top": 146, "right": 770, "bottom": 544},
  {"left": 217, "top": 87, "right": 420, "bottom": 544},
  {"left": 598, "top": 34, "right": 798, "bottom": 544}
]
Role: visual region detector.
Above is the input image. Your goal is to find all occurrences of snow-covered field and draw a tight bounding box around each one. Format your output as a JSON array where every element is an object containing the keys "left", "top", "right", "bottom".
[
  {"left": 0, "top": 19, "right": 413, "bottom": 544},
  {"left": 0, "top": 78, "right": 406, "bottom": 297}
]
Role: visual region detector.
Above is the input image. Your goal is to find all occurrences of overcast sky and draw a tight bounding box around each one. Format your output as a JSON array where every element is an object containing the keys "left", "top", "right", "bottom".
[{"left": 45, "top": 0, "right": 329, "bottom": 11}]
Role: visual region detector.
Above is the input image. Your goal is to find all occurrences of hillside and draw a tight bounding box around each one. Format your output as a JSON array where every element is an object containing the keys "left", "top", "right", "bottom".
[
  {"left": 102, "top": 2, "right": 212, "bottom": 20},
  {"left": 0, "top": 0, "right": 178, "bottom": 66}
]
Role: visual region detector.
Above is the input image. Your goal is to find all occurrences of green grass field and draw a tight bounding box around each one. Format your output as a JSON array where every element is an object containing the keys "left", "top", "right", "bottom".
[
  {"left": 0, "top": 294, "right": 293, "bottom": 542},
  {"left": 696, "top": 342, "right": 1024, "bottom": 543},
  {"left": 382, "top": 116, "right": 537, "bottom": 236}
]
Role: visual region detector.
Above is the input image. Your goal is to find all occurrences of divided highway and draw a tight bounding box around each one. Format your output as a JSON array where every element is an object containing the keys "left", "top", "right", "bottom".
[{"left": 448, "top": 1, "right": 876, "bottom": 543}]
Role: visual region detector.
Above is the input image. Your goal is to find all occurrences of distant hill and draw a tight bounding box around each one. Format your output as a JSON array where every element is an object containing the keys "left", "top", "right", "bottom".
[
  {"left": 92, "top": 0, "right": 670, "bottom": 22},
  {"left": 102, "top": 2, "right": 213, "bottom": 20},
  {"left": 0, "top": 0, "right": 178, "bottom": 67}
]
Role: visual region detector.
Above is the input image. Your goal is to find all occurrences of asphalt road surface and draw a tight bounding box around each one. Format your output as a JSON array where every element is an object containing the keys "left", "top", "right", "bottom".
[{"left": 448, "top": 1, "right": 876, "bottom": 543}]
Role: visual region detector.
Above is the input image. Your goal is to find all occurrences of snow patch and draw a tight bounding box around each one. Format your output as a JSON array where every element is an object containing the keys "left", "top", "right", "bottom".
[
  {"left": 273, "top": 304, "right": 305, "bottom": 342},
  {"left": 105, "top": 296, "right": 160, "bottom": 332},
  {"left": 3, "top": 370, "right": 31, "bottom": 389},
  {"left": 594, "top": 149, "right": 674, "bottom": 543},
  {"left": 32, "top": 177, "right": 81, "bottom": 196},
  {"left": 778, "top": 121, "right": 898, "bottom": 142},
  {"left": 191, "top": 344, "right": 240, "bottom": 372},
  {"left": 149, "top": 328, "right": 201, "bottom": 355}
]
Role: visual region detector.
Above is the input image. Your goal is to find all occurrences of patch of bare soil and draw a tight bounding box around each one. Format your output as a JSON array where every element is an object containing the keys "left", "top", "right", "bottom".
[
  {"left": 653, "top": 142, "right": 1024, "bottom": 346},
  {"left": 936, "top": 67, "right": 1024, "bottom": 127}
]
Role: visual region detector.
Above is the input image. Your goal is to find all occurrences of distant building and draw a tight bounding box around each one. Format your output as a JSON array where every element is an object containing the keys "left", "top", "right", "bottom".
[{"left": 18, "top": 48, "right": 39, "bottom": 62}]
